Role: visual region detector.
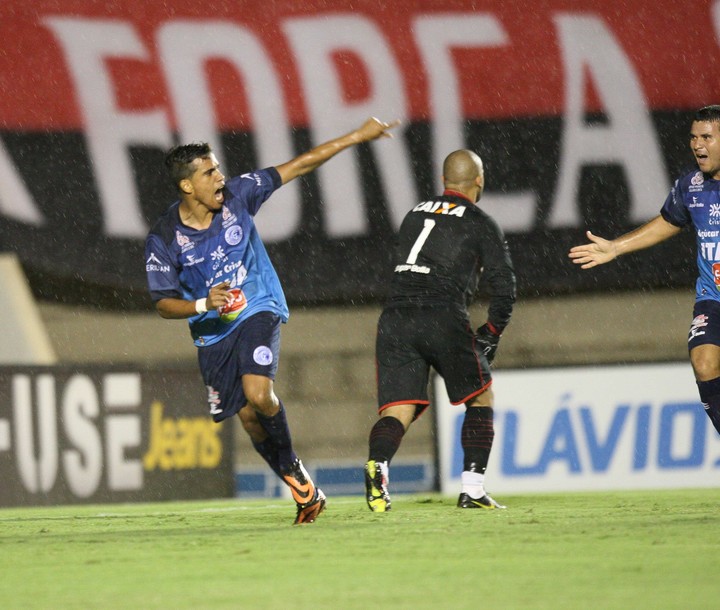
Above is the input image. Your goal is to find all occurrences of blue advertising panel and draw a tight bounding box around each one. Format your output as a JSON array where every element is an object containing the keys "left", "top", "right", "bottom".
[{"left": 435, "top": 364, "right": 720, "bottom": 494}]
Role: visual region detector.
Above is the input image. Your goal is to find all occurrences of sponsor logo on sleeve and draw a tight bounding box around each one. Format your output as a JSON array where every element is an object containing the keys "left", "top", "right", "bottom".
[{"left": 146, "top": 252, "right": 170, "bottom": 273}]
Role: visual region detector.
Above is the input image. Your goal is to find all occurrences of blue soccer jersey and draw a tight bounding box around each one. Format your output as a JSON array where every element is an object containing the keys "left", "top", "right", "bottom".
[
  {"left": 661, "top": 168, "right": 720, "bottom": 303},
  {"left": 145, "top": 167, "right": 289, "bottom": 347}
]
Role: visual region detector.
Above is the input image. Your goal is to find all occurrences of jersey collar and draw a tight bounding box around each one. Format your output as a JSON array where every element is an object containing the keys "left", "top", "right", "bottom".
[{"left": 442, "top": 189, "right": 474, "bottom": 204}]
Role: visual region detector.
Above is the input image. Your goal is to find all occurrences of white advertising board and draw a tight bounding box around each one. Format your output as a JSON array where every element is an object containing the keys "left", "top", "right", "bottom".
[{"left": 435, "top": 363, "right": 720, "bottom": 494}]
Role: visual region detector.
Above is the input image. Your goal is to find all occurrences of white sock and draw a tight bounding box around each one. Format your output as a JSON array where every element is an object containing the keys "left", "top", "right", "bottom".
[{"left": 461, "top": 470, "right": 485, "bottom": 499}]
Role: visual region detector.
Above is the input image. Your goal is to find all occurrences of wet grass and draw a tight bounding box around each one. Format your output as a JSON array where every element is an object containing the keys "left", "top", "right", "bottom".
[{"left": 1, "top": 489, "right": 718, "bottom": 609}]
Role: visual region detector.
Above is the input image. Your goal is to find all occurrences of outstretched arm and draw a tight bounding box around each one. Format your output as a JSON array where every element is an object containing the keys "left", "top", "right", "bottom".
[
  {"left": 568, "top": 215, "right": 681, "bottom": 269},
  {"left": 275, "top": 117, "right": 400, "bottom": 185}
]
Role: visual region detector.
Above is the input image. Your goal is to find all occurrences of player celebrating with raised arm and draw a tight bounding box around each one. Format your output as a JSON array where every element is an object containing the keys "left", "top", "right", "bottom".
[
  {"left": 569, "top": 105, "right": 720, "bottom": 437},
  {"left": 145, "top": 117, "right": 399, "bottom": 524},
  {"left": 364, "top": 149, "right": 516, "bottom": 512}
]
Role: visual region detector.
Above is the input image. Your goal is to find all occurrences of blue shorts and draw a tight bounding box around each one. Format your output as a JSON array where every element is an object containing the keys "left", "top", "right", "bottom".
[
  {"left": 197, "top": 311, "right": 281, "bottom": 422},
  {"left": 688, "top": 299, "right": 720, "bottom": 351}
]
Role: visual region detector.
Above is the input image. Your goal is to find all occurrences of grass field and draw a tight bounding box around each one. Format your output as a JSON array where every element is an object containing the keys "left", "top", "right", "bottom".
[{"left": 1, "top": 489, "right": 718, "bottom": 610}]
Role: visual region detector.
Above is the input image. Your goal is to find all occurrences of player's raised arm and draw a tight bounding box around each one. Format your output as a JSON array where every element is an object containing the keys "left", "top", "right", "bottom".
[
  {"left": 568, "top": 215, "right": 682, "bottom": 269},
  {"left": 274, "top": 117, "right": 400, "bottom": 185}
]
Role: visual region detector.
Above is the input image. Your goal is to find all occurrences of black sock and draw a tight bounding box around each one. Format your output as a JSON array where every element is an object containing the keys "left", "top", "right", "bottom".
[
  {"left": 254, "top": 401, "right": 297, "bottom": 471},
  {"left": 461, "top": 407, "right": 494, "bottom": 473},
  {"left": 368, "top": 416, "right": 405, "bottom": 463},
  {"left": 705, "top": 404, "right": 720, "bottom": 436},
  {"left": 251, "top": 437, "right": 282, "bottom": 479},
  {"left": 696, "top": 378, "right": 720, "bottom": 436}
]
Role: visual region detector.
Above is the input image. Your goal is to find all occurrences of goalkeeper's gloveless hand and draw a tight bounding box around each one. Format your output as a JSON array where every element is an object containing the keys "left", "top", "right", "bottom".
[{"left": 476, "top": 323, "right": 501, "bottom": 365}]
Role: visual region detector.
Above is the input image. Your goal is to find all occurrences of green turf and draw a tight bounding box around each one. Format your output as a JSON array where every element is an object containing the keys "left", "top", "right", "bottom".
[{"left": 1, "top": 489, "right": 718, "bottom": 609}]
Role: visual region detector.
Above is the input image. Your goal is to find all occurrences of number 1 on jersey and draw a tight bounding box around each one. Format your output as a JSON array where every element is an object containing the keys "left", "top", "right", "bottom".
[{"left": 406, "top": 219, "right": 436, "bottom": 264}]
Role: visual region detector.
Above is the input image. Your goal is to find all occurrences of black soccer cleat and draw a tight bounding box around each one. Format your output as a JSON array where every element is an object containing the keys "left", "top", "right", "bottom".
[{"left": 457, "top": 492, "right": 506, "bottom": 510}]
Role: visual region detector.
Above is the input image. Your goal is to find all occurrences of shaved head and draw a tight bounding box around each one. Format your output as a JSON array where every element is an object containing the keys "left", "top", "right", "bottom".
[{"left": 442, "top": 149, "right": 484, "bottom": 202}]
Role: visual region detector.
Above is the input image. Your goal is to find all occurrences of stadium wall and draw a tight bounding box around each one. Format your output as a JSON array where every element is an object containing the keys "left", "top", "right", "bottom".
[
  {"left": 0, "top": 288, "right": 697, "bottom": 504},
  {"left": 35, "top": 289, "right": 694, "bottom": 491}
]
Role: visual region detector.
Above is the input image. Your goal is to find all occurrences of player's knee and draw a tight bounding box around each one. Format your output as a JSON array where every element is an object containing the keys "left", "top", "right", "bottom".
[
  {"left": 691, "top": 348, "right": 720, "bottom": 381},
  {"left": 242, "top": 376, "right": 278, "bottom": 414},
  {"left": 246, "top": 390, "right": 278, "bottom": 415},
  {"left": 467, "top": 386, "right": 494, "bottom": 408}
]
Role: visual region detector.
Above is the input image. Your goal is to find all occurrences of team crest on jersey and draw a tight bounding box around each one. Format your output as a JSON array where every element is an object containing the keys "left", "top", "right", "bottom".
[
  {"left": 225, "top": 225, "right": 243, "bottom": 246},
  {"left": 253, "top": 346, "right": 274, "bottom": 366}
]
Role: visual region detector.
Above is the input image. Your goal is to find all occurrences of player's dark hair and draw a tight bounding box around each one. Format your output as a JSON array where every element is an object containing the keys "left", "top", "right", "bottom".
[
  {"left": 164, "top": 142, "right": 213, "bottom": 188},
  {"left": 694, "top": 105, "right": 720, "bottom": 125}
]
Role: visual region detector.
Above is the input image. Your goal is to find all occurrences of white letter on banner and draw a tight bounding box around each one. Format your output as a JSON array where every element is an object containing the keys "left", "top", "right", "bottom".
[
  {"left": 43, "top": 18, "right": 173, "bottom": 237},
  {"left": 283, "top": 15, "right": 413, "bottom": 234},
  {"left": 158, "top": 21, "right": 299, "bottom": 242},
  {"left": 13, "top": 375, "right": 58, "bottom": 493},
  {"left": 103, "top": 373, "right": 142, "bottom": 491},
  {"left": 0, "top": 143, "right": 44, "bottom": 225},
  {"left": 62, "top": 375, "right": 102, "bottom": 498},
  {"left": 412, "top": 15, "right": 536, "bottom": 233},
  {"left": 550, "top": 14, "right": 668, "bottom": 228}
]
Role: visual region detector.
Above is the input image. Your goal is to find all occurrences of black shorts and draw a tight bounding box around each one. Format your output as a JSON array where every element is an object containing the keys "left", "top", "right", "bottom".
[
  {"left": 197, "top": 311, "right": 281, "bottom": 422},
  {"left": 688, "top": 299, "right": 720, "bottom": 351},
  {"left": 375, "top": 306, "right": 492, "bottom": 417}
]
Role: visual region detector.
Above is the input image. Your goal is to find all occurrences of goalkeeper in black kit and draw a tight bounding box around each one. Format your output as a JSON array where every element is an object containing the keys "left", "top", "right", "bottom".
[{"left": 364, "top": 149, "right": 516, "bottom": 511}]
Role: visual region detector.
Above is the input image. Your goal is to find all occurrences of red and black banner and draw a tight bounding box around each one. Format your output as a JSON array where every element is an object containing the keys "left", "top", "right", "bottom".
[{"left": 0, "top": 0, "right": 712, "bottom": 307}]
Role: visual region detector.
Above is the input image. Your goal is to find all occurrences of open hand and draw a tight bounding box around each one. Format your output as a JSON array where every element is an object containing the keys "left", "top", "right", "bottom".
[{"left": 568, "top": 231, "right": 617, "bottom": 269}]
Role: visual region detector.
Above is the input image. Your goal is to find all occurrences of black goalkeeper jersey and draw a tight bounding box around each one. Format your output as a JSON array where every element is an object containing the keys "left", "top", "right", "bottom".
[{"left": 386, "top": 192, "right": 516, "bottom": 332}]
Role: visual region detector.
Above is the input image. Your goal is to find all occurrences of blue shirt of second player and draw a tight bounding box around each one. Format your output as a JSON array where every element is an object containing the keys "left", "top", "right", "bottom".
[
  {"left": 145, "top": 167, "right": 289, "bottom": 347},
  {"left": 661, "top": 168, "right": 720, "bottom": 304}
]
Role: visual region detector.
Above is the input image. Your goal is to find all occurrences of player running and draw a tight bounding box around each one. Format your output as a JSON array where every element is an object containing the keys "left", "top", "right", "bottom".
[
  {"left": 145, "top": 117, "right": 398, "bottom": 524},
  {"left": 569, "top": 105, "right": 720, "bottom": 438},
  {"left": 364, "top": 149, "right": 516, "bottom": 511}
]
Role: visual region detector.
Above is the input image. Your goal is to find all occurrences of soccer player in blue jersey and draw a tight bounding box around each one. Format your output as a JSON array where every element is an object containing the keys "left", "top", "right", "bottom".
[
  {"left": 569, "top": 105, "right": 720, "bottom": 437},
  {"left": 145, "top": 117, "right": 398, "bottom": 524}
]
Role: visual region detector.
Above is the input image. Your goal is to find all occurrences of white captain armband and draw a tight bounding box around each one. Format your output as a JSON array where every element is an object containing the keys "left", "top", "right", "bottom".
[{"left": 195, "top": 298, "right": 208, "bottom": 314}]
